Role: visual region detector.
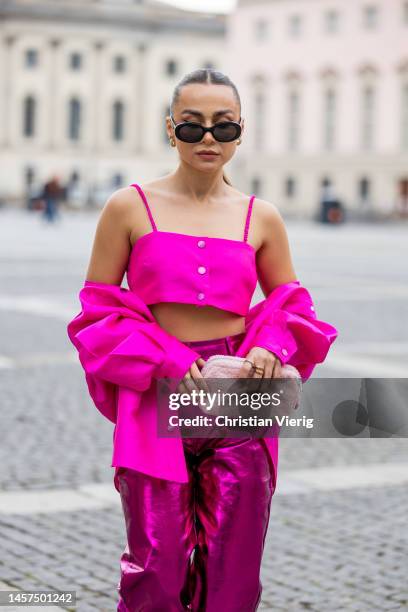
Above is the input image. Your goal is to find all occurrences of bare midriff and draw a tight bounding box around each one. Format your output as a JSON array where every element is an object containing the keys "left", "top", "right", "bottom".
[{"left": 149, "top": 302, "right": 246, "bottom": 342}]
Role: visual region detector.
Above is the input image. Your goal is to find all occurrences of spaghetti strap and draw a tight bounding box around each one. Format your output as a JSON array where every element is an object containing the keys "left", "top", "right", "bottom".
[
  {"left": 130, "top": 183, "right": 157, "bottom": 232},
  {"left": 243, "top": 195, "right": 255, "bottom": 243}
]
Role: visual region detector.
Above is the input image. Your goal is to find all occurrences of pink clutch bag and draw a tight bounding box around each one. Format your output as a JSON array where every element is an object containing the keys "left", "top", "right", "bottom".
[
  {"left": 201, "top": 354, "right": 301, "bottom": 381},
  {"left": 199, "top": 355, "right": 302, "bottom": 414}
]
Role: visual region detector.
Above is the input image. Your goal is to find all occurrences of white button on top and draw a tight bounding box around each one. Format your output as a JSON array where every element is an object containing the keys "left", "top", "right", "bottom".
[
  {"left": 310, "top": 305, "right": 315, "bottom": 311},
  {"left": 197, "top": 292, "right": 205, "bottom": 300},
  {"left": 197, "top": 240, "right": 206, "bottom": 248},
  {"left": 282, "top": 348, "right": 288, "bottom": 356},
  {"left": 198, "top": 266, "right": 206, "bottom": 274}
]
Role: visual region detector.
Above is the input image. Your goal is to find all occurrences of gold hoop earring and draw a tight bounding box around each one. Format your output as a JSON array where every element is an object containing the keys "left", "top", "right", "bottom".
[
  {"left": 169, "top": 137, "right": 176, "bottom": 147},
  {"left": 237, "top": 138, "right": 242, "bottom": 145}
]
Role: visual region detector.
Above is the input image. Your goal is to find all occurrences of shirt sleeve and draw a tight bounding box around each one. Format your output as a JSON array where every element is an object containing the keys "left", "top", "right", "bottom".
[
  {"left": 238, "top": 281, "right": 339, "bottom": 382},
  {"left": 67, "top": 281, "right": 201, "bottom": 422}
]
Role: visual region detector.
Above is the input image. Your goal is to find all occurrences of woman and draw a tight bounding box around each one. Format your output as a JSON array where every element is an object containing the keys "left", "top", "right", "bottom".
[{"left": 67, "top": 69, "right": 338, "bottom": 611}]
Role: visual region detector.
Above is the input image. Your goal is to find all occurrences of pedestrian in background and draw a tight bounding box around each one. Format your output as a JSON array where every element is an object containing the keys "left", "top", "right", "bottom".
[
  {"left": 319, "top": 182, "right": 344, "bottom": 224},
  {"left": 42, "top": 174, "right": 63, "bottom": 223}
]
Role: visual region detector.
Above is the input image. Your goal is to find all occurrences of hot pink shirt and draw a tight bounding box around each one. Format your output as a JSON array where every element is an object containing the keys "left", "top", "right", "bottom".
[{"left": 67, "top": 278, "right": 338, "bottom": 485}]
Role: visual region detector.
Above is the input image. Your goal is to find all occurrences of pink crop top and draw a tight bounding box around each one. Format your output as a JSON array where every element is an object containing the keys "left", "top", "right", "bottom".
[{"left": 126, "top": 183, "right": 258, "bottom": 316}]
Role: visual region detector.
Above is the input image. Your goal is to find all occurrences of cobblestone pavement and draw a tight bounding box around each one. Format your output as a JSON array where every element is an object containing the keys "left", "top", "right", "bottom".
[{"left": 0, "top": 208, "right": 407, "bottom": 611}]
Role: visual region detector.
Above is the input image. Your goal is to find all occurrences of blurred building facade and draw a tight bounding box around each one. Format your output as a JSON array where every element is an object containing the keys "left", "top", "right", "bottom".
[
  {"left": 0, "top": 0, "right": 225, "bottom": 207},
  {"left": 1, "top": 0, "right": 407, "bottom": 217},
  {"left": 228, "top": 0, "right": 408, "bottom": 216}
]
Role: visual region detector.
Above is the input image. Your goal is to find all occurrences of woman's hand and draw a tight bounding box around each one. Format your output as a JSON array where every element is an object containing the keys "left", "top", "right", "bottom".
[
  {"left": 177, "top": 358, "right": 209, "bottom": 395},
  {"left": 236, "top": 347, "right": 301, "bottom": 413},
  {"left": 237, "top": 346, "right": 282, "bottom": 392}
]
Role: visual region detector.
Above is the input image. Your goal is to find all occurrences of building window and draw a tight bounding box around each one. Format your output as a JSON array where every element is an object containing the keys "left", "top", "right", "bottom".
[
  {"left": 398, "top": 177, "right": 408, "bottom": 209},
  {"left": 289, "top": 15, "right": 303, "bottom": 37},
  {"left": 285, "top": 176, "right": 296, "bottom": 199},
  {"left": 69, "top": 170, "right": 80, "bottom": 185},
  {"left": 24, "top": 166, "right": 35, "bottom": 188},
  {"left": 361, "top": 86, "right": 375, "bottom": 150},
  {"left": 254, "top": 90, "right": 265, "bottom": 151},
  {"left": 324, "top": 89, "right": 336, "bottom": 151},
  {"left": 402, "top": 83, "right": 408, "bottom": 150},
  {"left": 68, "top": 97, "right": 81, "bottom": 141},
  {"left": 69, "top": 52, "right": 82, "bottom": 70},
  {"left": 113, "top": 55, "right": 126, "bottom": 73},
  {"left": 324, "top": 10, "right": 340, "bottom": 33},
  {"left": 112, "top": 173, "right": 123, "bottom": 187},
  {"left": 287, "top": 90, "right": 300, "bottom": 151},
  {"left": 251, "top": 176, "right": 262, "bottom": 196},
  {"left": 358, "top": 177, "right": 371, "bottom": 202},
  {"left": 112, "top": 100, "right": 125, "bottom": 141},
  {"left": 363, "top": 5, "right": 378, "bottom": 29},
  {"left": 254, "top": 18, "right": 269, "bottom": 41},
  {"left": 164, "top": 105, "right": 171, "bottom": 144},
  {"left": 23, "top": 95, "right": 36, "bottom": 137},
  {"left": 166, "top": 59, "right": 178, "bottom": 76},
  {"left": 25, "top": 49, "right": 38, "bottom": 68}
]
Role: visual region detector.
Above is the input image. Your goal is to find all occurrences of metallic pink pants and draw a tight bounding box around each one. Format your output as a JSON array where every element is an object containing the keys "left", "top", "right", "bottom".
[{"left": 115, "top": 332, "right": 276, "bottom": 612}]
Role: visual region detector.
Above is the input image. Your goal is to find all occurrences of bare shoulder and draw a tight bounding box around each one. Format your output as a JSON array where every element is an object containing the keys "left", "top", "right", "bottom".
[
  {"left": 233, "top": 187, "right": 282, "bottom": 221},
  {"left": 253, "top": 196, "right": 284, "bottom": 226},
  {"left": 233, "top": 190, "right": 287, "bottom": 248},
  {"left": 100, "top": 185, "right": 147, "bottom": 234},
  {"left": 253, "top": 196, "right": 288, "bottom": 241},
  {"left": 103, "top": 186, "right": 137, "bottom": 216}
]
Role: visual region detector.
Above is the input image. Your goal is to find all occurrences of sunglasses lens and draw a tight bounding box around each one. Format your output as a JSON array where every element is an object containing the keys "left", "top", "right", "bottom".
[
  {"left": 174, "top": 121, "right": 241, "bottom": 143},
  {"left": 213, "top": 122, "right": 241, "bottom": 142},
  {"left": 177, "top": 123, "right": 203, "bottom": 143}
]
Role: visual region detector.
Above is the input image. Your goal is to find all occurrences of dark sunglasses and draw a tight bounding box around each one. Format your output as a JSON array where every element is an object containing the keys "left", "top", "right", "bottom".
[{"left": 170, "top": 114, "right": 242, "bottom": 143}]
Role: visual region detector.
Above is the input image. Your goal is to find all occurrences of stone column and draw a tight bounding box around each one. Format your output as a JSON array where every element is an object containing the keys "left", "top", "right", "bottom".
[
  {"left": 134, "top": 41, "right": 147, "bottom": 154},
  {"left": 3, "top": 35, "right": 16, "bottom": 148},
  {"left": 49, "top": 38, "right": 61, "bottom": 150},
  {"left": 92, "top": 40, "right": 105, "bottom": 154}
]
